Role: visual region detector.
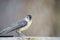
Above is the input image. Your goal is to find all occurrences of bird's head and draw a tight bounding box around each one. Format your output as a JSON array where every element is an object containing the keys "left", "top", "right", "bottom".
[{"left": 24, "top": 15, "right": 32, "bottom": 22}]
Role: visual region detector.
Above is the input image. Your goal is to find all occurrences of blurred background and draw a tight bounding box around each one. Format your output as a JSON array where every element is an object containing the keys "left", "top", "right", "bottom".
[{"left": 0, "top": 0, "right": 60, "bottom": 36}]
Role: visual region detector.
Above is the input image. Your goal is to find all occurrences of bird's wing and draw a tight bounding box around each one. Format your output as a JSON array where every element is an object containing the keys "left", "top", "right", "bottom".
[{"left": 0, "top": 20, "right": 27, "bottom": 35}]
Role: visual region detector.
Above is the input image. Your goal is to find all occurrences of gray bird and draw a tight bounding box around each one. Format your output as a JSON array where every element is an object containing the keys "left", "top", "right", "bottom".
[{"left": 0, "top": 15, "right": 32, "bottom": 36}]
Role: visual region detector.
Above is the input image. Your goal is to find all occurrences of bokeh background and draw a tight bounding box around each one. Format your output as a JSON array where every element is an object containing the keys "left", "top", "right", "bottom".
[{"left": 0, "top": 0, "right": 60, "bottom": 36}]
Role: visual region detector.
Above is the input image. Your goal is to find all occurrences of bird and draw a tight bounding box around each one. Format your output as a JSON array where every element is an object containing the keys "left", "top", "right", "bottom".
[
  {"left": 0, "top": 15, "right": 32, "bottom": 36},
  {"left": 16, "top": 15, "right": 32, "bottom": 33}
]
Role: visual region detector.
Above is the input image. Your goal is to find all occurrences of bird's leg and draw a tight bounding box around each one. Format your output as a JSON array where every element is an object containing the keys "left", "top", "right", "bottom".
[
  {"left": 16, "top": 30, "right": 26, "bottom": 37},
  {"left": 16, "top": 30, "right": 20, "bottom": 37},
  {"left": 19, "top": 32, "right": 26, "bottom": 37}
]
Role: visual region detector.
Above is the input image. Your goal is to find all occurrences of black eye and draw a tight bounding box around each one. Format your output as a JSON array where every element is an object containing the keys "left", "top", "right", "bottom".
[{"left": 27, "top": 15, "right": 32, "bottom": 20}]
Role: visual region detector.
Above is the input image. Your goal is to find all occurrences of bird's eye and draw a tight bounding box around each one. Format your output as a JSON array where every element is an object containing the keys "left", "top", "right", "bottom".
[{"left": 27, "top": 15, "right": 32, "bottom": 20}]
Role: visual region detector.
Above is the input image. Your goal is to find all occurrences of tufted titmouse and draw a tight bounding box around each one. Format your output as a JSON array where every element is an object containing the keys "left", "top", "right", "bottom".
[{"left": 0, "top": 15, "right": 32, "bottom": 36}]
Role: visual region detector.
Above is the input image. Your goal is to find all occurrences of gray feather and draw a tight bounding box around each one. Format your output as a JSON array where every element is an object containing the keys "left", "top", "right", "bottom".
[{"left": 0, "top": 19, "right": 27, "bottom": 35}]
